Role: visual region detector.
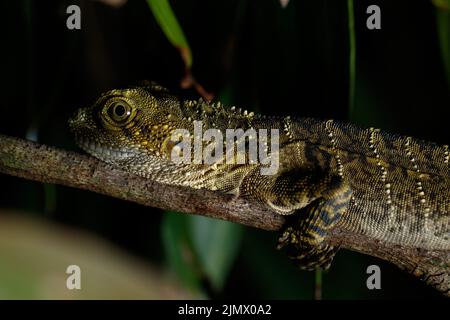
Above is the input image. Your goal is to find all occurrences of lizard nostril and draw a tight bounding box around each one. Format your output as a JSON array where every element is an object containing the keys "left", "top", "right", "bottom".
[
  {"left": 68, "top": 110, "right": 84, "bottom": 132},
  {"left": 69, "top": 109, "right": 85, "bottom": 125}
]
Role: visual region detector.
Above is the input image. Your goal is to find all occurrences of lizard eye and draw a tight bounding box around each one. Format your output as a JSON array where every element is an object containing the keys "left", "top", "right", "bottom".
[{"left": 106, "top": 101, "right": 132, "bottom": 124}]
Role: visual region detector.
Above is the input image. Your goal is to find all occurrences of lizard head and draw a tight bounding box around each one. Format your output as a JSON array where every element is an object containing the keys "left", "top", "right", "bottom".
[{"left": 69, "top": 84, "right": 185, "bottom": 167}]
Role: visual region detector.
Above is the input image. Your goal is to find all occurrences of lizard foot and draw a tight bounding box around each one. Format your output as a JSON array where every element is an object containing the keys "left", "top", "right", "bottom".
[
  {"left": 278, "top": 226, "right": 339, "bottom": 270},
  {"left": 277, "top": 195, "right": 348, "bottom": 270}
]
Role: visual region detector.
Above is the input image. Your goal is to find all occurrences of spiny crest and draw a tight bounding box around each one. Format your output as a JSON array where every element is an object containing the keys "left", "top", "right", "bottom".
[{"left": 181, "top": 96, "right": 258, "bottom": 125}]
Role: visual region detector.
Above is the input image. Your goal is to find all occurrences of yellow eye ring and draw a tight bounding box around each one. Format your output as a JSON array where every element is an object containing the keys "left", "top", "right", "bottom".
[{"left": 103, "top": 100, "right": 135, "bottom": 126}]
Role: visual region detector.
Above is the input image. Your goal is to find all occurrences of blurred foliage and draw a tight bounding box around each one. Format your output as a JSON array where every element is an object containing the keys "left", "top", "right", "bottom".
[
  {"left": 0, "top": 211, "right": 195, "bottom": 299},
  {"left": 146, "top": 0, "right": 192, "bottom": 68},
  {"left": 0, "top": 0, "right": 448, "bottom": 299},
  {"left": 433, "top": 0, "right": 450, "bottom": 85},
  {"left": 189, "top": 215, "right": 243, "bottom": 292},
  {"left": 161, "top": 212, "right": 243, "bottom": 295},
  {"left": 161, "top": 212, "right": 203, "bottom": 293},
  {"left": 347, "top": 0, "right": 356, "bottom": 119}
]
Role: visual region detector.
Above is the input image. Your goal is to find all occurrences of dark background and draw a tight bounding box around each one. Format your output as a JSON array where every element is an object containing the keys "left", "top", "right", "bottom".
[{"left": 0, "top": 0, "right": 448, "bottom": 299}]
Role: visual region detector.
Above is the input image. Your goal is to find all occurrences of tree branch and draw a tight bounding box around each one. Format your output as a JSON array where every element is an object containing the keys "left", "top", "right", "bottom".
[
  {"left": 0, "top": 134, "right": 449, "bottom": 296},
  {"left": 0, "top": 134, "right": 282, "bottom": 230}
]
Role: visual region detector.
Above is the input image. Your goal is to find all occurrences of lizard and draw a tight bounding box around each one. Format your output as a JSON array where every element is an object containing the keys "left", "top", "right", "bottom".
[{"left": 68, "top": 81, "right": 450, "bottom": 289}]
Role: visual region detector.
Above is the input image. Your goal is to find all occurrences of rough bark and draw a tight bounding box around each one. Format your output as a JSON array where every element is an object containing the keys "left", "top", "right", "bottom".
[{"left": 0, "top": 134, "right": 448, "bottom": 296}]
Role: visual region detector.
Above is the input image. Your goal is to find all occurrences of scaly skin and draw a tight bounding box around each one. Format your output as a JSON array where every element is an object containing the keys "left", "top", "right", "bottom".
[{"left": 69, "top": 82, "right": 450, "bottom": 271}]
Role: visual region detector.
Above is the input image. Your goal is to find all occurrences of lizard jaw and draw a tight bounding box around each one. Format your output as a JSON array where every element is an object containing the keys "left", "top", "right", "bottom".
[{"left": 76, "top": 136, "right": 137, "bottom": 162}]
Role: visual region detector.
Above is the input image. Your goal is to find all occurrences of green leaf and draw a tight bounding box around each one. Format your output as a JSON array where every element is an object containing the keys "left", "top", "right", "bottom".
[
  {"left": 161, "top": 212, "right": 243, "bottom": 293},
  {"left": 188, "top": 215, "right": 243, "bottom": 292},
  {"left": 161, "top": 212, "right": 202, "bottom": 293},
  {"left": 146, "top": 0, "right": 193, "bottom": 68},
  {"left": 347, "top": 0, "right": 356, "bottom": 120},
  {"left": 432, "top": 0, "right": 450, "bottom": 9},
  {"left": 433, "top": 1, "right": 450, "bottom": 85}
]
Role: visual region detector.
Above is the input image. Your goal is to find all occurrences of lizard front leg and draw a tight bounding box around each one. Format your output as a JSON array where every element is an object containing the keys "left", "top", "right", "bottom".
[{"left": 241, "top": 168, "right": 352, "bottom": 270}]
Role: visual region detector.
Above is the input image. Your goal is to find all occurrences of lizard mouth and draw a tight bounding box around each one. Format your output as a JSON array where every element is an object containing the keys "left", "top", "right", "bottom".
[{"left": 76, "top": 136, "right": 137, "bottom": 160}]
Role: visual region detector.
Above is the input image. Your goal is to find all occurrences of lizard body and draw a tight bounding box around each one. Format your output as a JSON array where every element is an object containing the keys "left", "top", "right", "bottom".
[{"left": 69, "top": 82, "right": 450, "bottom": 273}]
